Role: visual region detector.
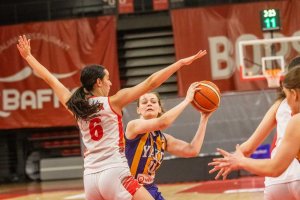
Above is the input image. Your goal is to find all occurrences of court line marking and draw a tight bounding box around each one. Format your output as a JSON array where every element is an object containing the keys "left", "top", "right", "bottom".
[
  {"left": 64, "top": 193, "right": 85, "bottom": 199},
  {"left": 41, "top": 166, "right": 83, "bottom": 172},
  {"left": 224, "top": 188, "right": 264, "bottom": 193}
]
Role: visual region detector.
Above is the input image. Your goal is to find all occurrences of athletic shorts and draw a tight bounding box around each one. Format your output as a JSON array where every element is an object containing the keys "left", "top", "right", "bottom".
[
  {"left": 144, "top": 184, "right": 165, "bottom": 200},
  {"left": 264, "top": 180, "right": 300, "bottom": 200},
  {"left": 84, "top": 167, "right": 141, "bottom": 200}
]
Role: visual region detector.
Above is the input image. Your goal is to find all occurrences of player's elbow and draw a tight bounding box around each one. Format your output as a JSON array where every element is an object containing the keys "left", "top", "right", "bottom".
[
  {"left": 272, "top": 158, "right": 292, "bottom": 177},
  {"left": 266, "top": 165, "right": 285, "bottom": 177},
  {"left": 157, "top": 116, "right": 172, "bottom": 130},
  {"left": 157, "top": 121, "right": 169, "bottom": 130},
  {"left": 268, "top": 168, "right": 285, "bottom": 177},
  {"left": 145, "top": 75, "right": 159, "bottom": 91},
  {"left": 183, "top": 148, "right": 199, "bottom": 158},
  {"left": 185, "top": 153, "right": 198, "bottom": 158}
]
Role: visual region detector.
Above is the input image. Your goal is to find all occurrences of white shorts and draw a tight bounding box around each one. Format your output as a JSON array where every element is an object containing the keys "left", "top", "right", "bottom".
[
  {"left": 84, "top": 167, "right": 141, "bottom": 200},
  {"left": 264, "top": 180, "right": 300, "bottom": 200}
]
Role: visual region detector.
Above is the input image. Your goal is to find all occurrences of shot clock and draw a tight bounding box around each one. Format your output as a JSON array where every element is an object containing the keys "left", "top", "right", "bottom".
[{"left": 260, "top": 9, "right": 281, "bottom": 31}]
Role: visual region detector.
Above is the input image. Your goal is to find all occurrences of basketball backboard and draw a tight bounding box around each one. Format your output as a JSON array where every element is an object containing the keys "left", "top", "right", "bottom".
[{"left": 238, "top": 36, "right": 300, "bottom": 87}]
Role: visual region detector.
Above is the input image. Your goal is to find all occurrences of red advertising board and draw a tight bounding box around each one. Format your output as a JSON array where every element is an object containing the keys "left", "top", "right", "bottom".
[
  {"left": 118, "top": 0, "right": 134, "bottom": 14},
  {"left": 153, "top": 0, "right": 169, "bottom": 11},
  {"left": 0, "top": 16, "right": 119, "bottom": 129}
]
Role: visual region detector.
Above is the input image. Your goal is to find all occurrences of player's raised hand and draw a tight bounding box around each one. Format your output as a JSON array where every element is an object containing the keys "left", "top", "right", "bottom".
[
  {"left": 185, "top": 82, "right": 201, "bottom": 103},
  {"left": 179, "top": 50, "right": 207, "bottom": 66},
  {"left": 17, "top": 35, "right": 31, "bottom": 59}
]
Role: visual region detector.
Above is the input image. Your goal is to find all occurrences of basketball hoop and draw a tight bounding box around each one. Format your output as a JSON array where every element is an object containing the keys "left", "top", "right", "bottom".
[
  {"left": 238, "top": 36, "right": 300, "bottom": 81},
  {"left": 264, "top": 69, "right": 281, "bottom": 88}
]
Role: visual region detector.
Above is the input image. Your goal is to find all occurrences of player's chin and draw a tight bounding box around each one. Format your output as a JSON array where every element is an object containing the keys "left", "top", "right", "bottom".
[{"left": 143, "top": 112, "right": 157, "bottom": 119}]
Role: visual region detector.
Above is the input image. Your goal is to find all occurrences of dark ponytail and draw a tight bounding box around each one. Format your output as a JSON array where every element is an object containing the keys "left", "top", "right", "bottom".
[
  {"left": 66, "top": 86, "right": 100, "bottom": 120},
  {"left": 66, "top": 64, "right": 106, "bottom": 120}
]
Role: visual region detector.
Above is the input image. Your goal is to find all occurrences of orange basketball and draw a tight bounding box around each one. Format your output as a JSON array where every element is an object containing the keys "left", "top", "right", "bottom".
[{"left": 192, "top": 81, "right": 221, "bottom": 113}]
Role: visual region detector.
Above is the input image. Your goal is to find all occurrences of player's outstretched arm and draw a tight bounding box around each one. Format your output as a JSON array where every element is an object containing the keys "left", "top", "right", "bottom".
[
  {"left": 126, "top": 82, "right": 200, "bottom": 139},
  {"left": 239, "top": 99, "right": 281, "bottom": 156},
  {"left": 111, "top": 50, "right": 207, "bottom": 112},
  {"left": 209, "top": 114, "right": 300, "bottom": 177},
  {"left": 17, "top": 35, "right": 72, "bottom": 109},
  {"left": 208, "top": 99, "right": 281, "bottom": 180}
]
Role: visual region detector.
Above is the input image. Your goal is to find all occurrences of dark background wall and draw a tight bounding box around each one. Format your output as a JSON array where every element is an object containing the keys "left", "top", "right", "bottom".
[{"left": 0, "top": 0, "right": 271, "bottom": 25}]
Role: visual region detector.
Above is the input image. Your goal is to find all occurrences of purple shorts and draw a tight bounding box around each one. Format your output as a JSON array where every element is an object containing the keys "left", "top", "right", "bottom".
[{"left": 144, "top": 184, "right": 165, "bottom": 200}]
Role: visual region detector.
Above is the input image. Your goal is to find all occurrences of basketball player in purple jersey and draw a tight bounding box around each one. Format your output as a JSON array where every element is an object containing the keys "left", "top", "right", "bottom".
[
  {"left": 125, "top": 82, "right": 213, "bottom": 200},
  {"left": 17, "top": 35, "right": 207, "bottom": 200}
]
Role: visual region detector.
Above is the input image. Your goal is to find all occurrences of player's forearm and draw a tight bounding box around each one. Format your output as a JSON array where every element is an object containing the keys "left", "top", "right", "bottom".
[
  {"left": 159, "top": 99, "right": 189, "bottom": 129},
  {"left": 240, "top": 158, "right": 283, "bottom": 177},
  {"left": 25, "top": 55, "right": 71, "bottom": 105},
  {"left": 240, "top": 127, "right": 273, "bottom": 157},
  {"left": 145, "top": 60, "right": 184, "bottom": 91},
  {"left": 241, "top": 103, "right": 278, "bottom": 157},
  {"left": 180, "top": 116, "right": 209, "bottom": 157},
  {"left": 240, "top": 130, "right": 272, "bottom": 157},
  {"left": 189, "top": 117, "right": 209, "bottom": 154},
  {"left": 240, "top": 102, "right": 278, "bottom": 157},
  {"left": 25, "top": 54, "right": 56, "bottom": 85},
  {"left": 239, "top": 141, "right": 256, "bottom": 157}
]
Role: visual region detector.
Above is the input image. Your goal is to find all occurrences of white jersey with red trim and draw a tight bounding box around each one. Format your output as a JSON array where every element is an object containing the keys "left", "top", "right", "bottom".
[
  {"left": 78, "top": 96, "right": 129, "bottom": 175},
  {"left": 265, "top": 99, "right": 300, "bottom": 186}
]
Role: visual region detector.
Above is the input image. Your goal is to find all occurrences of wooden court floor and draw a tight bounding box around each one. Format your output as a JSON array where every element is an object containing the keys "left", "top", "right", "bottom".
[{"left": 0, "top": 176, "right": 264, "bottom": 200}]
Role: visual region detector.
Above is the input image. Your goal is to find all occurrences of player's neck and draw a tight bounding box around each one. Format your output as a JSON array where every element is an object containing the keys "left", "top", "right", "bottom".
[{"left": 92, "top": 89, "right": 106, "bottom": 97}]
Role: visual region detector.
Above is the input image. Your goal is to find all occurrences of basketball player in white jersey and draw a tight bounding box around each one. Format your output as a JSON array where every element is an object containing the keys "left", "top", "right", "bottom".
[
  {"left": 17, "top": 35, "right": 207, "bottom": 200},
  {"left": 209, "top": 59, "right": 300, "bottom": 200}
]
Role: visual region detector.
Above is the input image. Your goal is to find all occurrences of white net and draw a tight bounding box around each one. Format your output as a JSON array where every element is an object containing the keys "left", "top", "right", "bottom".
[
  {"left": 266, "top": 76, "right": 280, "bottom": 88},
  {"left": 265, "top": 70, "right": 281, "bottom": 88}
]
